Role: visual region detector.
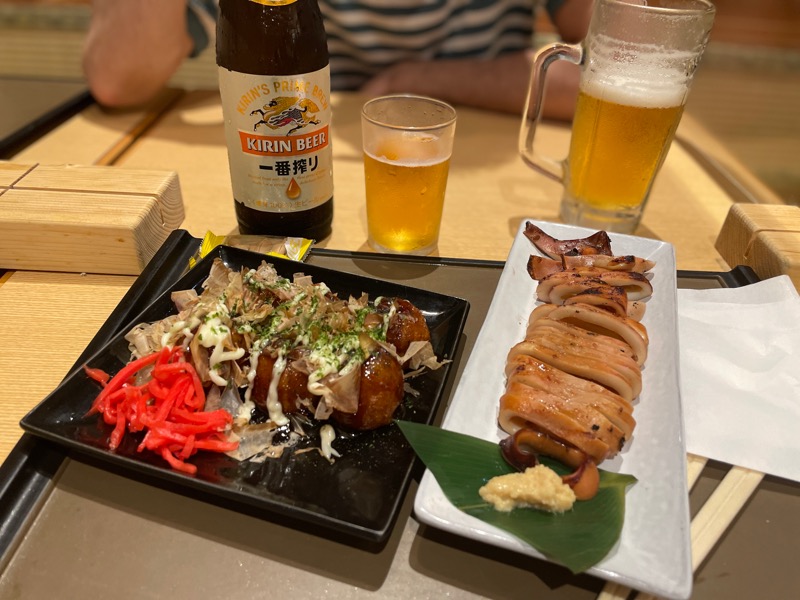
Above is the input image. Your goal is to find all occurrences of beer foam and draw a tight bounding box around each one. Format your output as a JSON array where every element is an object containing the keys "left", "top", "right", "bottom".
[
  {"left": 584, "top": 35, "right": 694, "bottom": 108},
  {"left": 365, "top": 131, "right": 451, "bottom": 167},
  {"left": 581, "top": 67, "right": 688, "bottom": 109}
]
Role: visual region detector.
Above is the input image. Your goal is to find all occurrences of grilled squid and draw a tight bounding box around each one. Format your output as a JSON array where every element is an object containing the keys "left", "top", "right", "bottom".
[
  {"left": 528, "top": 303, "right": 649, "bottom": 365},
  {"left": 524, "top": 222, "right": 613, "bottom": 258},
  {"left": 508, "top": 332, "right": 641, "bottom": 403},
  {"left": 527, "top": 254, "right": 655, "bottom": 281},
  {"left": 501, "top": 428, "right": 601, "bottom": 500},
  {"left": 492, "top": 225, "right": 655, "bottom": 507},
  {"left": 562, "top": 253, "right": 655, "bottom": 273},
  {"left": 537, "top": 270, "right": 653, "bottom": 304},
  {"left": 504, "top": 354, "right": 635, "bottom": 440}
]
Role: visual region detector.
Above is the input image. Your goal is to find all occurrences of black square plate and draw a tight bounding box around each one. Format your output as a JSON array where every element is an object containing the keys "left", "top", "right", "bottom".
[{"left": 20, "top": 246, "right": 470, "bottom": 543}]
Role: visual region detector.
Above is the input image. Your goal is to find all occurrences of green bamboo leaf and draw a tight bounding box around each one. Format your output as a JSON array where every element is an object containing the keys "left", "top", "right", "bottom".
[{"left": 398, "top": 420, "right": 636, "bottom": 574}]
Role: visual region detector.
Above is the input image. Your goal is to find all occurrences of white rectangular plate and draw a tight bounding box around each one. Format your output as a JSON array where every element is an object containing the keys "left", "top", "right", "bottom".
[{"left": 415, "top": 220, "right": 692, "bottom": 600}]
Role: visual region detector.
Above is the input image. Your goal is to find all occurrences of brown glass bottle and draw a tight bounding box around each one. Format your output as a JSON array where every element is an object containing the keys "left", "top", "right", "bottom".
[{"left": 217, "top": 0, "right": 333, "bottom": 240}]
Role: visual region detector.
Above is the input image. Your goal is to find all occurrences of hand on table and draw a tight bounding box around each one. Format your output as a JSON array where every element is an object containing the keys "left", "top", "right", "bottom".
[{"left": 359, "top": 52, "right": 580, "bottom": 121}]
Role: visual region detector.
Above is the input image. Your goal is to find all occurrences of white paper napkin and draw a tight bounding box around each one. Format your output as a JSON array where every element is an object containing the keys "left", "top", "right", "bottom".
[{"left": 677, "top": 275, "right": 800, "bottom": 483}]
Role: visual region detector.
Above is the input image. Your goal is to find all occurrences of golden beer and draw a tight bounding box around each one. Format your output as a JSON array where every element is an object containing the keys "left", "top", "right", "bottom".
[
  {"left": 565, "top": 83, "right": 685, "bottom": 213},
  {"left": 519, "top": 0, "right": 715, "bottom": 232},
  {"left": 364, "top": 133, "right": 451, "bottom": 254}
]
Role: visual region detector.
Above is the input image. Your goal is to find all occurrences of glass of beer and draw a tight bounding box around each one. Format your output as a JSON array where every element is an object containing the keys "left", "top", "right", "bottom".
[
  {"left": 520, "top": 0, "right": 716, "bottom": 233},
  {"left": 361, "top": 95, "right": 456, "bottom": 255}
]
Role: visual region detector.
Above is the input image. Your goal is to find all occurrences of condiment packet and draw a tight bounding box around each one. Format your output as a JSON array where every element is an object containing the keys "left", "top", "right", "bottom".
[
  {"left": 677, "top": 275, "right": 800, "bottom": 482},
  {"left": 189, "top": 231, "right": 313, "bottom": 268}
]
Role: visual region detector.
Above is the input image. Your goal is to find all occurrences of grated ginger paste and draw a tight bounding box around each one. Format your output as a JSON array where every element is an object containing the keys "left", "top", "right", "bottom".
[{"left": 479, "top": 464, "right": 576, "bottom": 513}]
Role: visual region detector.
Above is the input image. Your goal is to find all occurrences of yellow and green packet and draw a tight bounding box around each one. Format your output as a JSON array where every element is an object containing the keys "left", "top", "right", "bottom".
[{"left": 189, "top": 231, "right": 313, "bottom": 268}]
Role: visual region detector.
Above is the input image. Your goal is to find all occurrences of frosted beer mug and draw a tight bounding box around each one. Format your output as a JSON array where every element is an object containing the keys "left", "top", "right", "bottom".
[
  {"left": 520, "top": 0, "right": 716, "bottom": 233},
  {"left": 362, "top": 95, "right": 456, "bottom": 255}
]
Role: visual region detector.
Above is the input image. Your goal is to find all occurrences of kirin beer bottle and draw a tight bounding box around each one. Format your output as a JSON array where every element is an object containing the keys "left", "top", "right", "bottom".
[{"left": 217, "top": 0, "right": 333, "bottom": 240}]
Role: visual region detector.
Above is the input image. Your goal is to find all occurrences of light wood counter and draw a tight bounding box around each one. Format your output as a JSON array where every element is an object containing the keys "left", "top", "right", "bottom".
[
  {"left": 109, "top": 90, "right": 737, "bottom": 269},
  {"left": 0, "top": 90, "right": 746, "bottom": 464}
]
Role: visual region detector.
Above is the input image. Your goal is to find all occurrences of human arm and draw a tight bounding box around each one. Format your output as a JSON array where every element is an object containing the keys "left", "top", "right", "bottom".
[
  {"left": 359, "top": 0, "right": 593, "bottom": 120},
  {"left": 550, "top": 0, "right": 594, "bottom": 44},
  {"left": 82, "top": 0, "right": 194, "bottom": 107},
  {"left": 359, "top": 51, "right": 578, "bottom": 120}
]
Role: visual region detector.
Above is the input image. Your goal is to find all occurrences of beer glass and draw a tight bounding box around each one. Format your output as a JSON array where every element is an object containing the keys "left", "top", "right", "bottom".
[
  {"left": 361, "top": 95, "right": 457, "bottom": 255},
  {"left": 520, "top": 0, "right": 716, "bottom": 233}
]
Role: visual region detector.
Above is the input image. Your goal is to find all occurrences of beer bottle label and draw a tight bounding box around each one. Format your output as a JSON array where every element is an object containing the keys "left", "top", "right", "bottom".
[{"left": 218, "top": 65, "right": 333, "bottom": 213}]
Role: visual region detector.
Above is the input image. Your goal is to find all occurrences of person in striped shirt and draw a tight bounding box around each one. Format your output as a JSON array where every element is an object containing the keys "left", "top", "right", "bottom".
[{"left": 83, "top": 0, "right": 591, "bottom": 119}]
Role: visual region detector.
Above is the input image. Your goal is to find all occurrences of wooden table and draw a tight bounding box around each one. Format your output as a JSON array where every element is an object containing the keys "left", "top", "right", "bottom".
[
  {"left": 1, "top": 90, "right": 795, "bottom": 599},
  {"left": 0, "top": 89, "right": 745, "bottom": 464}
]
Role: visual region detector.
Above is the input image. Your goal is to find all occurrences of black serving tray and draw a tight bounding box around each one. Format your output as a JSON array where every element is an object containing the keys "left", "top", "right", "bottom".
[{"left": 18, "top": 241, "right": 470, "bottom": 544}]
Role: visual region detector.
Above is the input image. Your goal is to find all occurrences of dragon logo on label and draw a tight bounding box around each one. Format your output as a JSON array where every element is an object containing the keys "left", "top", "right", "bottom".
[{"left": 250, "top": 96, "right": 321, "bottom": 135}]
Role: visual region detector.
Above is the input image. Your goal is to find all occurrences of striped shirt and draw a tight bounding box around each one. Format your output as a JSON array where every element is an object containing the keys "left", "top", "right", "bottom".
[{"left": 189, "top": 0, "right": 565, "bottom": 90}]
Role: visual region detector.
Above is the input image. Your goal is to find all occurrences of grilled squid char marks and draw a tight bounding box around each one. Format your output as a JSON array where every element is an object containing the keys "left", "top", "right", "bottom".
[
  {"left": 563, "top": 285, "right": 629, "bottom": 319},
  {"left": 595, "top": 271, "right": 653, "bottom": 301},
  {"left": 536, "top": 271, "right": 600, "bottom": 304},
  {"left": 562, "top": 253, "right": 655, "bottom": 273},
  {"left": 527, "top": 319, "right": 642, "bottom": 398},
  {"left": 527, "top": 253, "right": 656, "bottom": 282},
  {"left": 524, "top": 222, "right": 613, "bottom": 258},
  {"left": 537, "top": 270, "right": 653, "bottom": 304},
  {"left": 508, "top": 333, "right": 641, "bottom": 403},
  {"left": 504, "top": 354, "right": 635, "bottom": 441},
  {"left": 503, "top": 374, "right": 628, "bottom": 453},
  {"left": 499, "top": 383, "right": 612, "bottom": 464},
  {"left": 527, "top": 255, "right": 566, "bottom": 280},
  {"left": 530, "top": 303, "right": 649, "bottom": 366}
]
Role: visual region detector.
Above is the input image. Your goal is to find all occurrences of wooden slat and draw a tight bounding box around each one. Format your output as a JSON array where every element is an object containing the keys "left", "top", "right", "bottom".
[
  {"left": 0, "top": 161, "right": 34, "bottom": 187},
  {"left": 12, "top": 89, "right": 184, "bottom": 166},
  {"left": 0, "top": 271, "right": 133, "bottom": 464},
  {"left": 684, "top": 67, "right": 800, "bottom": 205},
  {"left": 676, "top": 113, "right": 787, "bottom": 207},
  {"left": 10, "top": 162, "right": 181, "bottom": 197}
]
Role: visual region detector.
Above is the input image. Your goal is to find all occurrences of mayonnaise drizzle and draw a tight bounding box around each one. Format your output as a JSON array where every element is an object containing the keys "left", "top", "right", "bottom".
[
  {"left": 319, "top": 424, "right": 340, "bottom": 461},
  {"left": 266, "top": 353, "right": 289, "bottom": 426},
  {"left": 197, "top": 314, "right": 245, "bottom": 386},
  {"left": 374, "top": 297, "right": 397, "bottom": 338},
  {"left": 244, "top": 348, "right": 261, "bottom": 402},
  {"left": 161, "top": 316, "right": 201, "bottom": 348}
]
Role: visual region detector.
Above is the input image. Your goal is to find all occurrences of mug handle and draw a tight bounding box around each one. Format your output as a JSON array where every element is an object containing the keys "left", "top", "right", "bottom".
[{"left": 519, "top": 42, "right": 584, "bottom": 182}]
